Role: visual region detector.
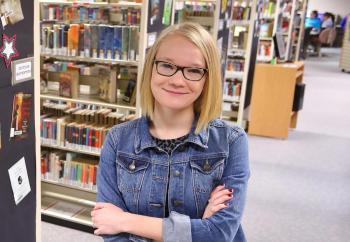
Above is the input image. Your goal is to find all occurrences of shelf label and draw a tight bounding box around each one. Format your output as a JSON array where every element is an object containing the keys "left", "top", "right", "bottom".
[{"left": 12, "top": 57, "right": 34, "bottom": 85}]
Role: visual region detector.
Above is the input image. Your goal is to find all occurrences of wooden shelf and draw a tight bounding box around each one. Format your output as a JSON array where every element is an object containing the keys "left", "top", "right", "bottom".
[
  {"left": 41, "top": 54, "right": 139, "bottom": 66},
  {"left": 41, "top": 142, "right": 100, "bottom": 156},
  {"left": 249, "top": 61, "right": 305, "bottom": 138},
  {"left": 223, "top": 95, "right": 240, "bottom": 103},
  {"left": 225, "top": 71, "right": 244, "bottom": 79},
  {"left": 40, "top": 92, "right": 136, "bottom": 111},
  {"left": 231, "top": 20, "right": 250, "bottom": 26},
  {"left": 42, "top": 179, "right": 97, "bottom": 194}
]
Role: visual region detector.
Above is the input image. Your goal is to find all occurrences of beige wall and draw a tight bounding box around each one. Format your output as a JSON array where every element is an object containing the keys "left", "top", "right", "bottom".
[{"left": 307, "top": 0, "right": 349, "bottom": 17}]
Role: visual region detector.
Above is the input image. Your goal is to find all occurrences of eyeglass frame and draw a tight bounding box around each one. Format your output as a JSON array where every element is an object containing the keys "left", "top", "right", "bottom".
[{"left": 153, "top": 60, "right": 208, "bottom": 82}]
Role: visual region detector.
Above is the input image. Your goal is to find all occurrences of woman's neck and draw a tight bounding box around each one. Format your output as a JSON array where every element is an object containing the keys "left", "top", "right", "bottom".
[{"left": 150, "top": 103, "right": 194, "bottom": 139}]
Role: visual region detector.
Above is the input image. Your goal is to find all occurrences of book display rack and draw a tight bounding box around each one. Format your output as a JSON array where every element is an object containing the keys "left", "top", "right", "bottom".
[
  {"left": 256, "top": 0, "right": 307, "bottom": 62},
  {"left": 222, "top": 0, "right": 262, "bottom": 127},
  {"left": 38, "top": 0, "right": 151, "bottom": 231}
]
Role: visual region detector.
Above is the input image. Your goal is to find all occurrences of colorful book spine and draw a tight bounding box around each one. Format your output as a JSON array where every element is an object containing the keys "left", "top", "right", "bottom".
[
  {"left": 84, "top": 24, "right": 91, "bottom": 58},
  {"left": 121, "top": 26, "right": 129, "bottom": 60},
  {"left": 113, "top": 26, "right": 122, "bottom": 60},
  {"left": 90, "top": 24, "right": 99, "bottom": 58}
]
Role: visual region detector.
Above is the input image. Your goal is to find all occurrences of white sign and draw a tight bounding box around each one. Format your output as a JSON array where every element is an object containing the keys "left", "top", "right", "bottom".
[
  {"left": 8, "top": 157, "right": 31, "bottom": 205},
  {"left": 11, "top": 57, "right": 34, "bottom": 85}
]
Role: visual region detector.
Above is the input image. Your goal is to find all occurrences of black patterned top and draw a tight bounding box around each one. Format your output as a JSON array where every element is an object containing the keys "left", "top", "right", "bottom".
[
  {"left": 153, "top": 134, "right": 189, "bottom": 155},
  {"left": 152, "top": 133, "right": 189, "bottom": 217}
]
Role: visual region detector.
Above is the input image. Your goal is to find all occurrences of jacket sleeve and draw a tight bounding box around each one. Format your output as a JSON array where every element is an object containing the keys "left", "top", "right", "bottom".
[
  {"left": 191, "top": 130, "right": 249, "bottom": 241},
  {"left": 164, "top": 129, "right": 250, "bottom": 242},
  {"left": 97, "top": 130, "right": 151, "bottom": 242}
]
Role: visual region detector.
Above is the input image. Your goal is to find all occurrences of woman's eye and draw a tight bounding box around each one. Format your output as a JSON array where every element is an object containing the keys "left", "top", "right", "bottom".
[
  {"left": 187, "top": 68, "right": 203, "bottom": 74},
  {"left": 160, "top": 63, "right": 175, "bottom": 70}
]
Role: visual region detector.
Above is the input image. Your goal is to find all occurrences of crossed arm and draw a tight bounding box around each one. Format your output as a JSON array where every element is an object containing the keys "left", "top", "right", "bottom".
[
  {"left": 92, "top": 185, "right": 233, "bottom": 241},
  {"left": 93, "top": 130, "right": 249, "bottom": 241}
]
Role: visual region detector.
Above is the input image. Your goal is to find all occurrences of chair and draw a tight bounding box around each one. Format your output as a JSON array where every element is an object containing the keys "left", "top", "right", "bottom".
[{"left": 315, "top": 27, "right": 337, "bottom": 57}]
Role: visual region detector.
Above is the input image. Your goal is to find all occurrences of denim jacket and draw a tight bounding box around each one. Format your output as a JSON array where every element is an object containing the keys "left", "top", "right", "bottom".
[{"left": 97, "top": 116, "right": 250, "bottom": 242}]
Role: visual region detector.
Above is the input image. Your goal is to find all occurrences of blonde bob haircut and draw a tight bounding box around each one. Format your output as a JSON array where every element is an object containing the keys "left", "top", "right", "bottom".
[{"left": 140, "top": 22, "right": 222, "bottom": 134}]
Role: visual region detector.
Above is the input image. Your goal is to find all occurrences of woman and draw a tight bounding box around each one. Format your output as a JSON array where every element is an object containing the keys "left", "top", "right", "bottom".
[{"left": 92, "top": 22, "right": 250, "bottom": 242}]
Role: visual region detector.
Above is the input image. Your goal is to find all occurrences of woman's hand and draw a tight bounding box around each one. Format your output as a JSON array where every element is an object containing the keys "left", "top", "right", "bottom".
[
  {"left": 202, "top": 184, "right": 233, "bottom": 219},
  {"left": 91, "top": 202, "right": 128, "bottom": 235}
]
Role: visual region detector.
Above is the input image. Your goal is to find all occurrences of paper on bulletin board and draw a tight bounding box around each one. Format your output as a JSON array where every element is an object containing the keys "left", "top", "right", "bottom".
[
  {"left": 11, "top": 57, "right": 34, "bottom": 85},
  {"left": 8, "top": 157, "right": 31, "bottom": 205}
]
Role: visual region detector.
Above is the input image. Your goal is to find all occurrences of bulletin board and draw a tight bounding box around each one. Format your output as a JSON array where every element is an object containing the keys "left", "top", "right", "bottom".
[{"left": 0, "top": 1, "right": 36, "bottom": 242}]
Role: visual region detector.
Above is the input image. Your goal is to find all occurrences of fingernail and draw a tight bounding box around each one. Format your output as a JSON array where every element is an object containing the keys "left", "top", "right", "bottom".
[
  {"left": 229, "top": 189, "right": 233, "bottom": 193},
  {"left": 224, "top": 203, "right": 229, "bottom": 206}
]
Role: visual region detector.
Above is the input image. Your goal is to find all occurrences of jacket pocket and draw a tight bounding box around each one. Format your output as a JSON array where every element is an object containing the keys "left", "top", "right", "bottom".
[
  {"left": 190, "top": 154, "right": 226, "bottom": 217},
  {"left": 116, "top": 152, "right": 149, "bottom": 212}
]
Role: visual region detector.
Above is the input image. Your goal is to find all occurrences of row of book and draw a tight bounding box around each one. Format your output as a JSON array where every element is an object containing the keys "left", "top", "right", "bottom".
[
  {"left": 41, "top": 23, "right": 139, "bottom": 61},
  {"left": 226, "top": 59, "right": 245, "bottom": 72},
  {"left": 223, "top": 80, "right": 242, "bottom": 98},
  {"left": 41, "top": 116, "right": 110, "bottom": 152},
  {"left": 41, "top": 151, "right": 98, "bottom": 191},
  {"left": 261, "top": 2, "right": 276, "bottom": 19},
  {"left": 232, "top": 6, "right": 251, "bottom": 21},
  {"left": 41, "top": 4, "right": 141, "bottom": 25},
  {"left": 258, "top": 40, "right": 272, "bottom": 58},
  {"left": 41, "top": 101, "right": 135, "bottom": 126},
  {"left": 41, "top": 62, "right": 137, "bottom": 104},
  {"left": 183, "top": 2, "right": 214, "bottom": 17}
]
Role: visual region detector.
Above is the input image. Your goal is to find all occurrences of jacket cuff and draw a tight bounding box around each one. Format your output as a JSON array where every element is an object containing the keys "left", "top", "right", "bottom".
[{"left": 163, "top": 211, "right": 192, "bottom": 242}]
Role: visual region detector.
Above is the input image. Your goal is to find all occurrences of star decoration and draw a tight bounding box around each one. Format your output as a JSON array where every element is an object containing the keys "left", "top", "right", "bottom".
[{"left": 0, "top": 33, "right": 19, "bottom": 68}]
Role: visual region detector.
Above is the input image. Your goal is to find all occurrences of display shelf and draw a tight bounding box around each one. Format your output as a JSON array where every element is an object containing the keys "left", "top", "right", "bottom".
[
  {"left": 41, "top": 54, "right": 139, "bottom": 66},
  {"left": 42, "top": 179, "right": 97, "bottom": 194},
  {"left": 41, "top": 142, "right": 100, "bottom": 156},
  {"left": 38, "top": 0, "right": 152, "bottom": 230},
  {"left": 41, "top": 181, "right": 96, "bottom": 228},
  {"left": 225, "top": 71, "right": 245, "bottom": 79},
  {"left": 221, "top": 0, "right": 262, "bottom": 127},
  {"left": 40, "top": 92, "right": 137, "bottom": 111},
  {"left": 231, "top": 20, "right": 251, "bottom": 26},
  {"left": 172, "top": 0, "right": 220, "bottom": 39}
]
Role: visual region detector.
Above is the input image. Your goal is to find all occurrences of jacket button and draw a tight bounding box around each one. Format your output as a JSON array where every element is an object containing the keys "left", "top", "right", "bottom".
[
  {"left": 203, "top": 160, "right": 211, "bottom": 171},
  {"left": 129, "top": 161, "right": 136, "bottom": 170},
  {"left": 173, "top": 200, "right": 183, "bottom": 207},
  {"left": 174, "top": 170, "right": 181, "bottom": 177}
]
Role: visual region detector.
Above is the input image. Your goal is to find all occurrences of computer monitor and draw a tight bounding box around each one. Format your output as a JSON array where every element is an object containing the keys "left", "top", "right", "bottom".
[{"left": 273, "top": 32, "right": 286, "bottom": 60}]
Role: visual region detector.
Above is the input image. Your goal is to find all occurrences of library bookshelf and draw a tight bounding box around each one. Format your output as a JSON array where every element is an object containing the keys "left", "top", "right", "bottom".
[
  {"left": 256, "top": 0, "right": 307, "bottom": 62},
  {"left": 171, "top": 0, "right": 220, "bottom": 40},
  {"left": 38, "top": 0, "right": 150, "bottom": 231},
  {"left": 222, "top": 0, "right": 262, "bottom": 128}
]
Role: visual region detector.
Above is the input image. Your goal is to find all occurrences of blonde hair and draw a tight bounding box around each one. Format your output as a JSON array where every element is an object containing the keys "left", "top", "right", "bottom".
[{"left": 140, "top": 22, "right": 222, "bottom": 134}]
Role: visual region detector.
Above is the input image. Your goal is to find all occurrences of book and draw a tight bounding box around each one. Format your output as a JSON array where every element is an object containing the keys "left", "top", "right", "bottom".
[
  {"left": 0, "top": 0, "right": 24, "bottom": 26},
  {"left": 98, "top": 66, "right": 117, "bottom": 103},
  {"left": 128, "top": 26, "right": 139, "bottom": 61},
  {"left": 59, "top": 66, "right": 79, "bottom": 98},
  {"left": 10, "top": 93, "right": 32, "bottom": 140},
  {"left": 68, "top": 24, "right": 79, "bottom": 56}
]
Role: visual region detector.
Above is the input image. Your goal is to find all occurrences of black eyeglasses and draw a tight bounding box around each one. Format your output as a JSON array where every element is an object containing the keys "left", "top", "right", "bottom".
[{"left": 154, "top": 60, "right": 207, "bottom": 81}]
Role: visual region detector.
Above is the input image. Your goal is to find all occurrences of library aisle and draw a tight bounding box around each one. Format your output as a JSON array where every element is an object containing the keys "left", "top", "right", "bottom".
[{"left": 42, "top": 48, "right": 350, "bottom": 241}]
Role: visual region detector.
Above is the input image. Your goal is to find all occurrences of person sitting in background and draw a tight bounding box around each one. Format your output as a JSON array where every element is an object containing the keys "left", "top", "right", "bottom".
[
  {"left": 322, "top": 12, "right": 334, "bottom": 29},
  {"left": 305, "top": 10, "right": 322, "bottom": 34},
  {"left": 302, "top": 10, "right": 322, "bottom": 58}
]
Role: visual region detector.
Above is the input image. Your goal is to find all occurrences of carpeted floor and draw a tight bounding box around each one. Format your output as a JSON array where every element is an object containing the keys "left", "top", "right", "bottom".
[{"left": 41, "top": 48, "right": 350, "bottom": 242}]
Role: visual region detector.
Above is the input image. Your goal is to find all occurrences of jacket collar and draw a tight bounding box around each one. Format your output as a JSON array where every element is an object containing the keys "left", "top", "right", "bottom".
[{"left": 134, "top": 116, "right": 209, "bottom": 154}]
